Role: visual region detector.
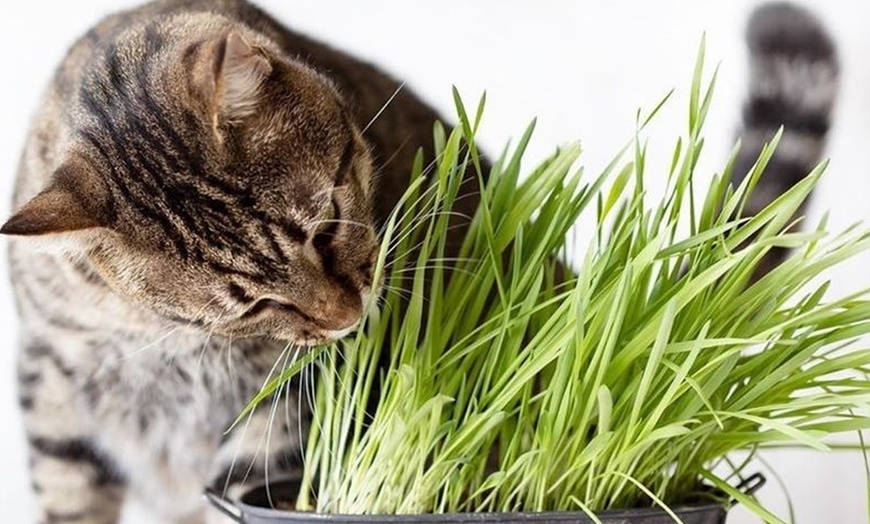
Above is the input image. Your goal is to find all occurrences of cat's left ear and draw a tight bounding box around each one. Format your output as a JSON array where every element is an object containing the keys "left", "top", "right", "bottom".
[
  {"left": 212, "top": 32, "right": 273, "bottom": 123},
  {"left": 1, "top": 156, "right": 112, "bottom": 238}
]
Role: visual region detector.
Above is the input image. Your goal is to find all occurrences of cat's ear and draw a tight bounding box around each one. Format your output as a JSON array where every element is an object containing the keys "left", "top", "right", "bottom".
[
  {"left": 213, "top": 32, "right": 273, "bottom": 123},
  {"left": 1, "top": 158, "right": 111, "bottom": 238}
]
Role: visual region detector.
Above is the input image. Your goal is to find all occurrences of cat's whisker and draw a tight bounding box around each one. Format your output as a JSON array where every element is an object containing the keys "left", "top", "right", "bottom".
[
  {"left": 222, "top": 342, "right": 294, "bottom": 498},
  {"left": 384, "top": 210, "right": 473, "bottom": 260},
  {"left": 334, "top": 343, "right": 363, "bottom": 383},
  {"left": 376, "top": 295, "right": 395, "bottom": 316},
  {"left": 295, "top": 358, "right": 318, "bottom": 489},
  {"left": 294, "top": 352, "right": 306, "bottom": 477},
  {"left": 190, "top": 295, "right": 221, "bottom": 324},
  {"left": 375, "top": 147, "right": 463, "bottom": 239},
  {"left": 389, "top": 256, "right": 481, "bottom": 271},
  {"left": 361, "top": 82, "right": 405, "bottom": 135},
  {"left": 416, "top": 256, "right": 480, "bottom": 264},
  {"left": 287, "top": 345, "right": 306, "bottom": 475},
  {"left": 381, "top": 284, "right": 427, "bottom": 304},
  {"left": 311, "top": 351, "right": 340, "bottom": 468},
  {"left": 318, "top": 345, "right": 374, "bottom": 430},
  {"left": 301, "top": 351, "right": 330, "bottom": 478},
  {"left": 225, "top": 337, "right": 236, "bottom": 385},
  {"left": 217, "top": 342, "right": 232, "bottom": 402},
  {"left": 380, "top": 136, "right": 414, "bottom": 170},
  {"left": 383, "top": 224, "right": 473, "bottom": 273},
  {"left": 455, "top": 188, "right": 483, "bottom": 201},
  {"left": 385, "top": 188, "right": 480, "bottom": 247},
  {"left": 384, "top": 192, "right": 472, "bottom": 250},
  {"left": 311, "top": 218, "right": 371, "bottom": 230},
  {"left": 390, "top": 265, "right": 480, "bottom": 279},
  {"left": 113, "top": 327, "right": 180, "bottom": 364},
  {"left": 376, "top": 178, "right": 440, "bottom": 239},
  {"left": 385, "top": 223, "right": 477, "bottom": 268},
  {"left": 197, "top": 313, "right": 223, "bottom": 369},
  {"left": 304, "top": 351, "right": 320, "bottom": 426},
  {"left": 237, "top": 446, "right": 261, "bottom": 500},
  {"left": 264, "top": 345, "right": 296, "bottom": 508},
  {"left": 226, "top": 339, "right": 246, "bottom": 393},
  {"left": 115, "top": 296, "right": 223, "bottom": 369},
  {"left": 324, "top": 347, "right": 349, "bottom": 401}
]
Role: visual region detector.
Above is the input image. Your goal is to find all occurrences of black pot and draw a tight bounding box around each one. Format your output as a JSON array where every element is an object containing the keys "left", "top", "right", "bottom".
[{"left": 205, "top": 474, "right": 765, "bottom": 524}]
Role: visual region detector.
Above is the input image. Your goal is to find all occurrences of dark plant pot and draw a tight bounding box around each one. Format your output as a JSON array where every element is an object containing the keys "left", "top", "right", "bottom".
[{"left": 206, "top": 474, "right": 765, "bottom": 524}]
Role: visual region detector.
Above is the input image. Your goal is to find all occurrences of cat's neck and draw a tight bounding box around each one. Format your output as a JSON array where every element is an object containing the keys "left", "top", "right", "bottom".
[
  {"left": 14, "top": 247, "right": 286, "bottom": 391},
  {"left": 16, "top": 246, "right": 198, "bottom": 338}
]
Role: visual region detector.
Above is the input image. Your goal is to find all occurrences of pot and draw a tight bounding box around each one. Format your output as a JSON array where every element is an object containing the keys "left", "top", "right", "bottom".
[{"left": 205, "top": 473, "right": 764, "bottom": 524}]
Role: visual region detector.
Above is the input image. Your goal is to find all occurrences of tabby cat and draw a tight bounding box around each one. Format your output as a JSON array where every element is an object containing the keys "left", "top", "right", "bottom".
[
  {"left": 4, "top": 0, "right": 478, "bottom": 522},
  {"left": 2, "top": 1, "right": 837, "bottom": 523}
]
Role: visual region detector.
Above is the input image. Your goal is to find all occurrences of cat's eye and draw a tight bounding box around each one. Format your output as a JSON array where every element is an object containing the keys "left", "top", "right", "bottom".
[
  {"left": 334, "top": 139, "right": 355, "bottom": 186},
  {"left": 312, "top": 198, "right": 340, "bottom": 252}
]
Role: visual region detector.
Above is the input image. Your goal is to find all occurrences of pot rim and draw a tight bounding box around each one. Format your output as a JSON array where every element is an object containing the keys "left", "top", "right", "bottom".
[
  {"left": 205, "top": 473, "right": 764, "bottom": 523},
  {"left": 234, "top": 501, "right": 725, "bottom": 523}
]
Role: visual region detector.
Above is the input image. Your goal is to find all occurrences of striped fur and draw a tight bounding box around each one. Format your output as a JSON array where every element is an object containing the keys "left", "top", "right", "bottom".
[
  {"left": 4, "top": 1, "right": 481, "bottom": 522},
  {"left": 733, "top": 2, "right": 839, "bottom": 278}
]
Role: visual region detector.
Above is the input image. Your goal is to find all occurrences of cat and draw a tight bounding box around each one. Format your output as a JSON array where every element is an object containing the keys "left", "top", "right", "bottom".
[
  {"left": 1, "top": 1, "right": 837, "bottom": 523},
  {"left": 733, "top": 2, "right": 839, "bottom": 279},
  {"left": 3, "top": 0, "right": 482, "bottom": 522}
]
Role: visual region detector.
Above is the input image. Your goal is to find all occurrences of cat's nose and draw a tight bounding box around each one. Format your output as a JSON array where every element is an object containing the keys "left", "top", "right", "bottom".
[
  {"left": 321, "top": 312, "right": 359, "bottom": 333},
  {"left": 315, "top": 293, "right": 362, "bottom": 332}
]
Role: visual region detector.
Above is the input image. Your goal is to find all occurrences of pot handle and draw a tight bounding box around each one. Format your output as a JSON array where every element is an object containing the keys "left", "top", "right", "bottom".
[
  {"left": 734, "top": 472, "right": 766, "bottom": 499},
  {"left": 204, "top": 488, "right": 244, "bottom": 523}
]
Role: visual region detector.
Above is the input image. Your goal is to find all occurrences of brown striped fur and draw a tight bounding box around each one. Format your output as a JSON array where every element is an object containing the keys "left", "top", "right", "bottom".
[
  {"left": 4, "top": 1, "right": 480, "bottom": 522},
  {"left": 733, "top": 2, "right": 838, "bottom": 280}
]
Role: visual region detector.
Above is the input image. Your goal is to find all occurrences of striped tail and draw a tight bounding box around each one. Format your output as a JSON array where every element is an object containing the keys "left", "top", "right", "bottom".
[{"left": 733, "top": 2, "right": 839, "bottom": 277}]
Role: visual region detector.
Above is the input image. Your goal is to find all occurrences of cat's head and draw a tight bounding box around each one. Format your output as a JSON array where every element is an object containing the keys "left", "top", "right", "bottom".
[{"left": 2, "top": 21, "right": 382, "bottom": 345}]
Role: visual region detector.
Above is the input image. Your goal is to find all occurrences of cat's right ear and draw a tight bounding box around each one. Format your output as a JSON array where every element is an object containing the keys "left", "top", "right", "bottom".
[
  {"left": 1, "top": 157, "right": 112, "bottom": 241},
  {"left": 208, "top": 31, "right": 273, "bottom": 125}
]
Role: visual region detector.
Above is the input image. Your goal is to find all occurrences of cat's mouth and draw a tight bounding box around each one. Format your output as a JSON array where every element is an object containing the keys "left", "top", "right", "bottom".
[{"left": 215, "top": 320, "right": 359, "bottom": 346}]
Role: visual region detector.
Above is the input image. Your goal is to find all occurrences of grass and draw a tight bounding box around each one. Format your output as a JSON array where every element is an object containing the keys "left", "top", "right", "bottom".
[{"left": 238, "top": 45, "right": 870, "bottom": 523}]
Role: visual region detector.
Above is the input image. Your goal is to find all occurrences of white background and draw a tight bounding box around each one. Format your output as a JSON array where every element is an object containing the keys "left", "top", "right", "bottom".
[{"left": 1, "top": 1, "right": 870, "bottom": 522}]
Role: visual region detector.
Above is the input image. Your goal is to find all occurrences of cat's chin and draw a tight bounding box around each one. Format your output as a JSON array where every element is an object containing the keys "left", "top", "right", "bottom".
[
  {"left": 279, "top": 324, "right": 361, "bottom": 347},
  {"left": 283, "top": 324, "right": 361, "bottom": 347},
  {"left": 212, "top": 321, "right": 360, "bottom": 347}
]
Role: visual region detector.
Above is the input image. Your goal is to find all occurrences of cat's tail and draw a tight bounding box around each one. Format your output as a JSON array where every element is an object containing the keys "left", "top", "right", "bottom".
[{"left": 734, "top": 2, "right": 839, "bottom": 276}]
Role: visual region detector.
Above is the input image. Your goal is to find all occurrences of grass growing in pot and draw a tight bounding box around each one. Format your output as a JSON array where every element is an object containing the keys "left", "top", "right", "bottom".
[{"left": 236, "top": 48, "right": 870, "bottom": 522}]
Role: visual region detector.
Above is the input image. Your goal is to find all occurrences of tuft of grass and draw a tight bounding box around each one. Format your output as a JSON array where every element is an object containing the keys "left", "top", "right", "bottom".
[{"left": 241, "top": 46, "right": 870, "bottom": 522}]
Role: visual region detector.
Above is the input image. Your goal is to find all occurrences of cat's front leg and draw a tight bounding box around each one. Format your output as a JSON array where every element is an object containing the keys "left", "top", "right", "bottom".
[{"left": 19, "top": 341, "right": 126, "bottom": 524}]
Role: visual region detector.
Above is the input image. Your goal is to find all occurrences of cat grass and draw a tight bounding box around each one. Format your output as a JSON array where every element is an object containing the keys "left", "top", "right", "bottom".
[{"left": 237, "top": 44, "right": 870, "bottom": 523}]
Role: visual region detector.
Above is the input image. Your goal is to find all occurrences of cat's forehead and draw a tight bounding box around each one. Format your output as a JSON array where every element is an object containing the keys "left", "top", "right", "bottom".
[{"left": 236, "top": 158, "right": 334, "bottom": 223}]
